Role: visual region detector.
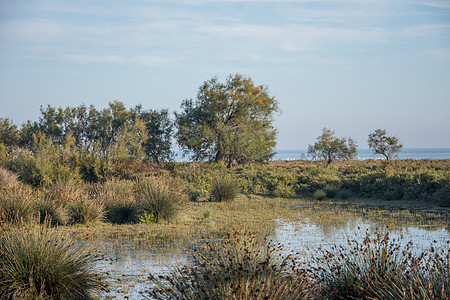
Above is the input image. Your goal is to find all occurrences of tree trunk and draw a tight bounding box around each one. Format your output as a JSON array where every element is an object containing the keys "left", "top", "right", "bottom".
[{"left": 215, "top": 148, "right": 225, "bottom": 164}]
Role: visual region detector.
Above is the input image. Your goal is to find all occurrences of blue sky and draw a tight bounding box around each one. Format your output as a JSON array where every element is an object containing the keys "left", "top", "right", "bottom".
[{"left": 1, "top": 0, "right": 449, "bottom": 149}]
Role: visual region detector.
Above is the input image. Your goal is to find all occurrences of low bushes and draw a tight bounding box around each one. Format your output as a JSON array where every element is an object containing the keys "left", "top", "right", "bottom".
[
  {"left": 135, "top": 176, "right": 187, "bottom": 222},
  {"left": 209, "top": 174, "right": 240, "bottom": 202},
  {"left": 0, "top": 223, "right": 103, "bottom": 299}
]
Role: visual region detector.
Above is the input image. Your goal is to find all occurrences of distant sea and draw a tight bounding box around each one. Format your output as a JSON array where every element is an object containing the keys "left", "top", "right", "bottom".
[
  {"left": 173, "top": 148, "right": 450, "bottom": 162},
  {"left": 273, "top": 148, "right": 450, "bottom": 161}
]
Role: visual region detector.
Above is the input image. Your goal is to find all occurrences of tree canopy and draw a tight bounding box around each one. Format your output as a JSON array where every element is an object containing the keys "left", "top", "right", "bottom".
[
  {"left": 368, "top": 129, "right": 403, "bottom": 161},
  {"left": 175, "top": 74, "right": 278, "bottom": 167},
  {"left": 308, "top": 128, "right": 358, "bottom": 165},
  {"left": 17, "top": 101, "right": 173, "bottom": 163}
]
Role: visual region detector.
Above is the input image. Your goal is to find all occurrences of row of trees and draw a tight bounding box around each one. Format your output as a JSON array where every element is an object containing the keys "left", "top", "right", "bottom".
[
  {"left": 0, "top": 74, "right": 279, "bottom": 167},
  {"left": 1, "top": 73, "right": 402, "bottom": 168},
  {"left": 308, "top": 128, "right": 403, "bottom": 165}
]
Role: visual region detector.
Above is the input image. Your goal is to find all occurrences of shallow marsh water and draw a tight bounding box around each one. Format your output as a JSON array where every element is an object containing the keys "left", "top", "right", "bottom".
[{"left": 79, "top": 199, "right": 450, "bottom": 299}]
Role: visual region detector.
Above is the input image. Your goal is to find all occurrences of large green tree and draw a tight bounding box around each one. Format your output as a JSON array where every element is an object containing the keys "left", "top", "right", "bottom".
[
  {"left": 308, "top": 128, "right": 358, "bottom": 165},
  {"left": 368, "top": 129, "right": 403, "bottom": 161},
  {"left": 131, "top": 105, "right": 174, "bottom": 163},
  {"left": 175, "top": 74, "right": 278, "bottom": 167}
]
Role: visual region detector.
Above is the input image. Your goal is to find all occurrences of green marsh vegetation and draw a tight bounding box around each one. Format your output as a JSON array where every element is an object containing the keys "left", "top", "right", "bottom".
[{"left": 0, "top": 86, "right": 449, "bottom": 298}]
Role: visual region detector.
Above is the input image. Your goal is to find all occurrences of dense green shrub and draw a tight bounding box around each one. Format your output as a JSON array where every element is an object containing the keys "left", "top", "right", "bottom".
[
  {"left": 273, "top": 184, "right": 296, "bottom": 198},
  {"left": 5, "top": 151, "right": 43, "bottom": 187},
  {"left": 148, "top": 229, "right": 316, "bottom": 299},
  {"left": 324, "top": 184, "right": 338, "bottom": 198},
  {"left": 435, "top": 182, "right": 450, "bottom": 207},
  {"left": 0, "top": 223, "right": 103, "bottom": 299},
  {"left": 209, "top": 174, "right": 240, "bottom": 202},
  {"left": 337, "top": 189, "right": 352, "bottom": 200},
  {"left": 105, "top": 198, "right": 138, "bottom": 224},
  {"left": 135, "top": 176, "right": 186, "bottom": 222}
]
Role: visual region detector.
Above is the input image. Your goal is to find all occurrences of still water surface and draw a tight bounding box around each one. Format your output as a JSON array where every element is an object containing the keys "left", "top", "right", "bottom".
[{"left": 85, "top": 202, "right": 449, "bottom": 299}]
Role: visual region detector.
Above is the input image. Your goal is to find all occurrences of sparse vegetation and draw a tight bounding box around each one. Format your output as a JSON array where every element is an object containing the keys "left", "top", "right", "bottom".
[
  {"left": 315, "top": 228, "right": 449, "bottom": 299},
  {"left": 147, "top": 229, "right": 316, "bottom": 299}
]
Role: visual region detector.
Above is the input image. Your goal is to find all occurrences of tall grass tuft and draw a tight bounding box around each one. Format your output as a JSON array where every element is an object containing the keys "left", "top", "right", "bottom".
[
  {"left": 45, "top": 178, "right": 86, "bottom": 206},
  {"left": 67, "top": 198, "right": 105, "bottom": 225},
  {"left": 209, "top": 174, "right": 240, "bottom": 202},
  {"left": 315, "top": 228, "right": 450, "bottom": 299},
  {"left": 135, "top": 176, "right": 186, "bottom": 222},
  {"left": 147, "top": 228, "right": 316, "bottom": 299},
  {"left": 97, "top": 179, "right": 138, "bottom": 224},
  {"left": 313, "top": 189, "right": 326, "bottom": 200},
  {"left": 0, "top": 168, "right": 20, "bottom": 191},
  {"left": 0, "top": 222, "right": 103, "bottom": 299},
  {"left": 0, "top": 187, "right": 36, "bottom": 224},
  {"left": 36, "top": 198, "right": 67, "bottom": 225}
]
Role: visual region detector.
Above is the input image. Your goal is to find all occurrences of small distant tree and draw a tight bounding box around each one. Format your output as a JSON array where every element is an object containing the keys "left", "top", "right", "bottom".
[
  {"left": 368, "top": 129, "right": 403, "bottom": 161},
  {"left": 308, "top": 128, "right": 358, "bottom": 166},
  {"left": 0, "top": 118, "right": 20, "bottom": 148}
]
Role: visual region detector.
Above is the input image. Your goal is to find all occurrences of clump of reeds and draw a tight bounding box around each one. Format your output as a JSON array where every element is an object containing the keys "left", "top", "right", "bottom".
[
  {"left": 36, "top": 198, "right": 67, "bottom": 225},
  {"left": 146, "top": 228, "right": 316, "bottom": 299},
  {"left": 97, "top": 179, "right": 138, "bottom": 224},
  {"left": 0, "top": 168, "right": 20, "bottom": 191},
  {"left": 314, "top": 228, "right": 450, "bottom": 299},
  {"left": 135, "top": 176, "right": 186, "bottom": 222},
  {"left": 45, "top": 178, "right": 86, "bottom": 206},
  {"left": 209, "top": 174, "right": 240, "bottom": 202},
  {"left": 0, "top": 222, "right": 103, "bottom": 299},
  {"left": 313, "top": 189, "right": 326, "bottom": 200},
  {"left": 324, "top": 184, "right": 338, "bottom": 199},
  {"left": 67, "top": 197, "right": 105, "bottom": 225},
  {"left": 0, "top": 187, "right": 37, "bottom": 224}
]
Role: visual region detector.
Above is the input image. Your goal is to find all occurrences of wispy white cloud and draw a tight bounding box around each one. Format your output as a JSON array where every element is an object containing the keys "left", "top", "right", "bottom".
[
  {"left": 422, "top": 1, "right": 450, "bottom": 9},
  {"left": 0, "top": 19, "right": 67, "bottom": 42},
  {"left": 401, "top": 23, "right": 450, "bottom": 37}
]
